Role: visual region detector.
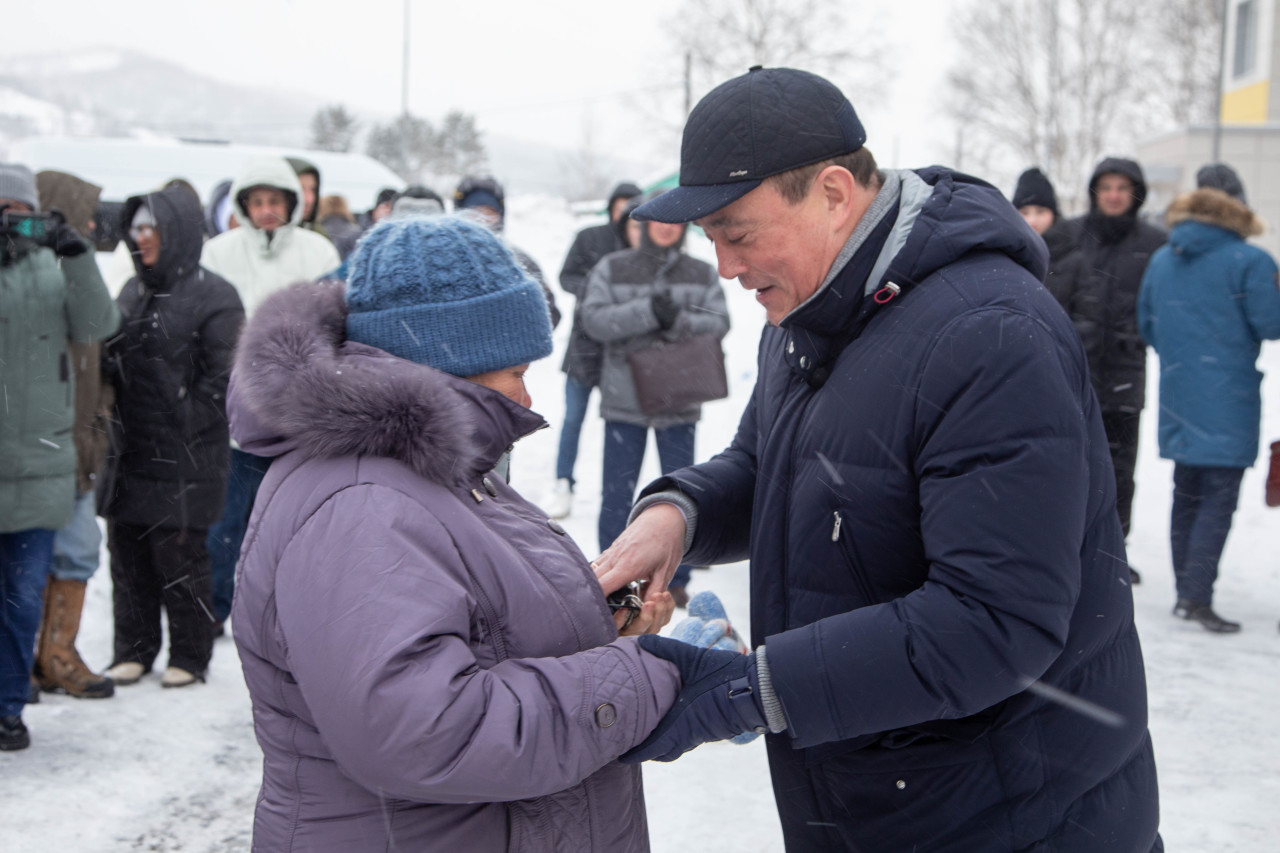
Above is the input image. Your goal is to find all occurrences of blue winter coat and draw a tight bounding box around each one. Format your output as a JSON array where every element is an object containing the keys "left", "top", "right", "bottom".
[
  {"left": 1138, "top": 189, "right": 1280, "bottom": 468},
  {"left": 642, "top": 169, "right": 1161, "bottom": 852}
]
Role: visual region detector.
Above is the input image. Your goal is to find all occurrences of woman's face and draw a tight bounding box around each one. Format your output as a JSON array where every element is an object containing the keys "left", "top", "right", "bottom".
[{"left": 467, "top": 364, "right": 532, "bottom": 409}]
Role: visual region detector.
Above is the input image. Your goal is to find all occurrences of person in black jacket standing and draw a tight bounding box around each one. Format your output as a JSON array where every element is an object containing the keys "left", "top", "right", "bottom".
[
  {"left": 100, "top": 185, "right": 244, "bottom": 689},
  {"left": 1063, "top": 158, "right": 1166, "bottom": 582},
  {"left": 544, "top": 181, "right": 642, "bottom": 519}
]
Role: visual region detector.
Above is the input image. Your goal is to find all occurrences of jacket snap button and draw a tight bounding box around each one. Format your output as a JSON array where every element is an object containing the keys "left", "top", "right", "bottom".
[
  {"left": 595, "top": 703, "right": 617, "bottom": 728},
  {"left": 799, "top": 356, "right": 809, "bottom": 369},
  {"left": 547, "top": 519, "right": 566, "bottom": 535},
  {"left": 895, "top": 780, "right": 907, "bottom": 790},
  {"left": 483, "top": 477, "right": 498, "bottom": 497},
  {"left": 787, "top": 340, "right": 795, "bottom": 354}
]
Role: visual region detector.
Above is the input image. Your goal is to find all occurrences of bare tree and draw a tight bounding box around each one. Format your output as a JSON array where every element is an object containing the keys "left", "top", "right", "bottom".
[
  {"left": 365, "top": 114, "right": 436, "bottom": 181},
  {"left": 310, "top": 104, "right": 360, "bottom": 153},
  {"left": 627, "top": 0, "right": 891, "bottom": 164},
  {"left": 948, "top": 0, "right": 1222, "bottom": 212},
  {"left": 433, "top": 110, "right": 487, "bottom": 176}
]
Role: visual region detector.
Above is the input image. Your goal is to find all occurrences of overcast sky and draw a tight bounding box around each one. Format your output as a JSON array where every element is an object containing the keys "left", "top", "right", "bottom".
[{"left": 3, "top": 0, "right": 959, "bottom": 174}]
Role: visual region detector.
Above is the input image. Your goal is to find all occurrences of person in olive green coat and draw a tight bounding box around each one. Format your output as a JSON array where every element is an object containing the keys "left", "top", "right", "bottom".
[{"left": 0, "top": 162, "right": 118, "bottom": 751}]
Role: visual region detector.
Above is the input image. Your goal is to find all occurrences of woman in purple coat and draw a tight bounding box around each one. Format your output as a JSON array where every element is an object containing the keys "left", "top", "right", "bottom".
[{"left": 228, "top": 216, "right": 680, "bottom": 851}]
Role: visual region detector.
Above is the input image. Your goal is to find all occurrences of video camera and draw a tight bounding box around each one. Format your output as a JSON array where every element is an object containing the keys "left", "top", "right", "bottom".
[{"left": 0, "top": 208, "right": 60, "bottom": 247}]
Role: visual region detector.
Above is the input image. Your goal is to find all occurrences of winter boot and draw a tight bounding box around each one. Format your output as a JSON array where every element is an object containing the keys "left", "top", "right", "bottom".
[
  {"left": 545, "top": 478, "right": 573, "bottom": 519},
  {"left": 1173, "top": 598, "right": 1241, "bottom": 634},
  {"left": 34, "top": 577, "right": 114, "bottom": 698},
  {"left": 105, "top": 662, "right": 147, "bottom": 685},
  {"left": 0, "top": 716, "right": 30, "bottom": 751},
  {"left": 160, "top": 666, "right": 202, "bottom": 689}
]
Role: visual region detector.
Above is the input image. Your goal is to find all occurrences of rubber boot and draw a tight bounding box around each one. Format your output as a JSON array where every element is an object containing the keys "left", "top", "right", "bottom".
[{"left": 33, "top": 578, "right": 115, "bottom": 699}]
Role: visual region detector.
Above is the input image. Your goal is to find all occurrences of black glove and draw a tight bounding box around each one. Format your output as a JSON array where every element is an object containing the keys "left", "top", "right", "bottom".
[
  {"left": 47, "top": 212, "right": 88, "bottom": 258},
  {"left": 621, "top": 634, "right": 767, "bottom": 763},
  {"left": 650, "top": 292, "right": 680, "bottom": 330}
]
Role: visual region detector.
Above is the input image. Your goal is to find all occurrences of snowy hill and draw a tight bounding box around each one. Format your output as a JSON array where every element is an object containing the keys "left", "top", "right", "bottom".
[
  {"left": 0, "top": 48, "right": 657, "bottom": 197},
  {"left": 1, "top": 198, "right": 1277, "bottom": 850}
]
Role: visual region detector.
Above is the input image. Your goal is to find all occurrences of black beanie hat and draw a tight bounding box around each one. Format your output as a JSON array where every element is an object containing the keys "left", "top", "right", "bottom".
[
  {"left": 1196, "top": 163, "right": 1247, "bottom": 205},
  {"left": 1012, "top": 168, "right": 1058, "bottom": 217}
]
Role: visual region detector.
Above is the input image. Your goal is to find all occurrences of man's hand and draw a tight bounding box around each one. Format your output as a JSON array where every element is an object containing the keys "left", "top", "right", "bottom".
[
  {"left": 650, "top": 292, "right": 679, "bottom": 330},
  {"left": 621, "top": 635, "right": 766, "bottom": 763},
  {"left": 593, "top": 503, "right": 686, "bottom": 597}
]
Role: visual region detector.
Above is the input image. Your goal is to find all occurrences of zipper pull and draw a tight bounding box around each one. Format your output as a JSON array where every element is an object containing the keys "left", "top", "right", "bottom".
[{"left": 831, "top": 511, "right": 842, "bottom": 542}]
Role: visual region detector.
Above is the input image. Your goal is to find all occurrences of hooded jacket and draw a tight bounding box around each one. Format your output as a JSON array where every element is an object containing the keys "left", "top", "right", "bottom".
[
  {"left": 580, "top": 227, "right": 730, "bottom": 427},
  {"left": 199, "top": 156, "right": 340, "bottom": 318},
  {"left": 0, "top": 228, "right": 118, "bottom": 532},
  {"left": 1139, "top": 188, "right": 1280, "bottom": 468},
  {"left": 641, "top": 168, "right": 1160, "bottom": 852},
  {"left": 99, "top": 185, "right": 244, "bottom": 530},
  {"left": 227, "top": 281, "right": 679, "bottom": 852},
  {"left": 558, "top": 183, "right": 643, "bottom": 385},
  {"left": 1063, "top": 157, "right": 1167, "bottom": 413}
]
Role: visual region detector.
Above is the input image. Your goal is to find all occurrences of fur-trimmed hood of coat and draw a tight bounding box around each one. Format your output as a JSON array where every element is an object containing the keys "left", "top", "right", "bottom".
[
  {"left": 226, "top": 280, "right": 546, "bottom": 485},
  {"left": 1166, "top": 187, "right": 1264, "bottom": 238}
]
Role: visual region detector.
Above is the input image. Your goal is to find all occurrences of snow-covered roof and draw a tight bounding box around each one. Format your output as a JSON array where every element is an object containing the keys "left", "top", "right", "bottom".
[{"left": 8, "top": 136, "right": 404, "bottom": 208}]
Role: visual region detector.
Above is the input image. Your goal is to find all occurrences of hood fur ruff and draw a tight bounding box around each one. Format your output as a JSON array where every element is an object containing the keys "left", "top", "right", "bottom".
[
  {"left": 230, "top": 280, "right": 509, "bottom": 485},
  {"left": 1166, "top": 187, "right": 1264, "bottom": 237}
]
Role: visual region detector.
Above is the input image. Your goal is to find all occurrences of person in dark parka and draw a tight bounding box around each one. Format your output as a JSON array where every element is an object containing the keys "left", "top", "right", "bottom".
[
  {"left": 99, "top": 184, "right": 244, "bottom": 688},
  {"left": 1011, "top": 166, "right": 1088, "bottom": 311},
  {"left": 594, "top": 68, "right": 1162, "bottom": 852},
  {"left": 545, "top": 181, "right": 643, "bottom": 519},
  {"left": 1062, "top": 158, "right": 1166, "bottom": 567}
]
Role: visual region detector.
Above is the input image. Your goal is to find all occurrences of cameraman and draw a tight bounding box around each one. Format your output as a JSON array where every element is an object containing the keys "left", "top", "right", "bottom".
[{"left": 0, "top": 163, "right": 118, "bottom": 751}]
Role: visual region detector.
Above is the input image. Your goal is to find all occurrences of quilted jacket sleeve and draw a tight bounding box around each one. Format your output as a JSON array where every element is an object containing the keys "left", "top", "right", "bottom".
[{"left": 274, "top": 484, "right": 679, "bottom": 804}]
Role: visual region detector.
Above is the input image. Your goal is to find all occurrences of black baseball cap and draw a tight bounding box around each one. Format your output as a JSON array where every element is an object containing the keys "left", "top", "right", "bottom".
[{"left": 632, "top": 67, "right": 866, "bottom": 224}]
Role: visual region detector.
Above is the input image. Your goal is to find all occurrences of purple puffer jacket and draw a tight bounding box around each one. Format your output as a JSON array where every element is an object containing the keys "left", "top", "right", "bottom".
[{"left": 228, "top": 281, "right": 680, "bottom": 852}]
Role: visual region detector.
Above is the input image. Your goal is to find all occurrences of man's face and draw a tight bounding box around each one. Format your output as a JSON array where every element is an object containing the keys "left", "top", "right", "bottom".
[
  {"left": 696, "top": 180, "right": 843, "bottom": 326},
  {"left": 298, "top": 173, "right": 318, "bottom": 220},
  {"left": 625, "top": 218, "right": 641, "bottom": 248},
  {"left": 647, "top": 221, "right": 685, "bottom": 248},
  {"left": 1094, "top": 174, "right": 1136, "bottom": 217},
  {"left": 609, "top": 196, "right": 631, "bottom": 223},
  {"left": 1019, "top": 204, "right": 1055, "bottom": 236},
  {"left": 247, "top": 188, "right": 289, "bottom": 231}
]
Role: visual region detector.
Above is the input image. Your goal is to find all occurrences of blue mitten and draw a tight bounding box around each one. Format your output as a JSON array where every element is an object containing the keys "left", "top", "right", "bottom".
[{"left": 622, "top": 634, "right": 767, "bottom": 763}]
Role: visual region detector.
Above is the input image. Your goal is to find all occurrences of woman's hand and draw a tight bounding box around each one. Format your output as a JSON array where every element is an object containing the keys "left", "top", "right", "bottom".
[{"left": 616, "top": 590, "right": 675, "bottom": 636}]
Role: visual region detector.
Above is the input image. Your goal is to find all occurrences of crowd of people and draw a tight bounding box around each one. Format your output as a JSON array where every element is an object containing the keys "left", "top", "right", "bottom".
[{"left": 1, "top": 62, "right": 1278, "bottom": 851}]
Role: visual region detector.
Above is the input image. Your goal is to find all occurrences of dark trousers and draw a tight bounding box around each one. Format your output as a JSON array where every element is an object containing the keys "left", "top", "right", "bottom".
[
  {"left": 554, "top": 376, "right": 594, "bottom": 485},
  {"left": 206, "top": 447, "right": 271, "bottom": 622},
  {"left": 0, "top": 529, "right": 54, "bottom": 716},
  {"left": 599, "top": 421, "right": 696, "bottom": 588},
  {"left": 1170, "top": 464, "right": 1244, "bottom": 605},
  {"left": 1102, "top": 410, "right": 1142, "bottom": 537},
  {"left": 109, "top": 521, "right": 214, "bottom": 675}
]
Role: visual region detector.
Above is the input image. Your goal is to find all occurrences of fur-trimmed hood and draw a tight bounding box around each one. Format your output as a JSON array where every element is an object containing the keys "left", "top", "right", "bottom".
[
  {"left": 1166, "top": 187, "right": 1263, "bottom": 238},
  {"left": 226, "top": 280, "right": 546, "bottom": 484}
]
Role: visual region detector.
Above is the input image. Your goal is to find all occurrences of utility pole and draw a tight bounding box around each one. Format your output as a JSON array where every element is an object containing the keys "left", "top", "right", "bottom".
[
  {"left": 402, "top": 0, "right": 411, "bottom": 117},
  {"left": 684, "top": 51, "right": 693, "bottom": 118},
  {"left": 1212, "top": 0, "right": 1229, "bottom": 162}
]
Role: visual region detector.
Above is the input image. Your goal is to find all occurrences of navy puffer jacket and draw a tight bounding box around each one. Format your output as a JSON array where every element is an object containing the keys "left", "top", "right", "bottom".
[{"left": 642, "top": 168, "right": 1161, "bottom": 852}]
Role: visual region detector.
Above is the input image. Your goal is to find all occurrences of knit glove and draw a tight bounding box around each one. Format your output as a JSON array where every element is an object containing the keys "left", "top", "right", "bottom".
[
  {"left": 650, "top": 292, "right": 679, "bottom": 330},
  {"left": 44, "top": 211, "right": 88, "bottom": 257},
  {"left": 622, "top": 634, "right": 767, "bottom": 763}
]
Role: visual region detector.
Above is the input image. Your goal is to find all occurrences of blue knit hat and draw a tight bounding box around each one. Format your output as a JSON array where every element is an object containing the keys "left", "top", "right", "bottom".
[{"left": 345, "top": 215, "right": 552, "bottom": 377}]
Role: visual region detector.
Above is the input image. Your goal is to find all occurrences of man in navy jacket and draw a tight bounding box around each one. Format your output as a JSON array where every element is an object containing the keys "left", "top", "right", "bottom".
[{"left": 595, "top": 67, "right": 1162, "bottom": 851}]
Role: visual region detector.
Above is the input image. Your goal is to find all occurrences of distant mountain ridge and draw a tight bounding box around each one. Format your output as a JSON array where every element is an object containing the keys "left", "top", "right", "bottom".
[{"left": 0, "top": 48, "right": 657, "bottom": 197}]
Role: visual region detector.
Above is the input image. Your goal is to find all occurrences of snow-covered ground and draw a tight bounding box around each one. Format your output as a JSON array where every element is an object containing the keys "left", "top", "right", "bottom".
[{"left": 3, "top": 197, "right": 1279, "bottom": 851}]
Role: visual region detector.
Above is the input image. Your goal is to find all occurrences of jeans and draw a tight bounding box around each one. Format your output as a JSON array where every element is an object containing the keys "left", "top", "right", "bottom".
[
  {"left": 0, "top": 529, "right": 55, "bottom": 716},
  {"left": 206, "top": 448, "right": 271, "bottom": 623},
  {"left": 1170, "top": 464, "right": 1245, "bottom": 605},
  {"left": 51, "top": 491, "right": 102, "bottom": 582},
  {"left": 555, "top": 376, "right": 594, "bottom": 485},
  {"left": 599, "top": 421, "right": 696, "bottom": 588}
]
